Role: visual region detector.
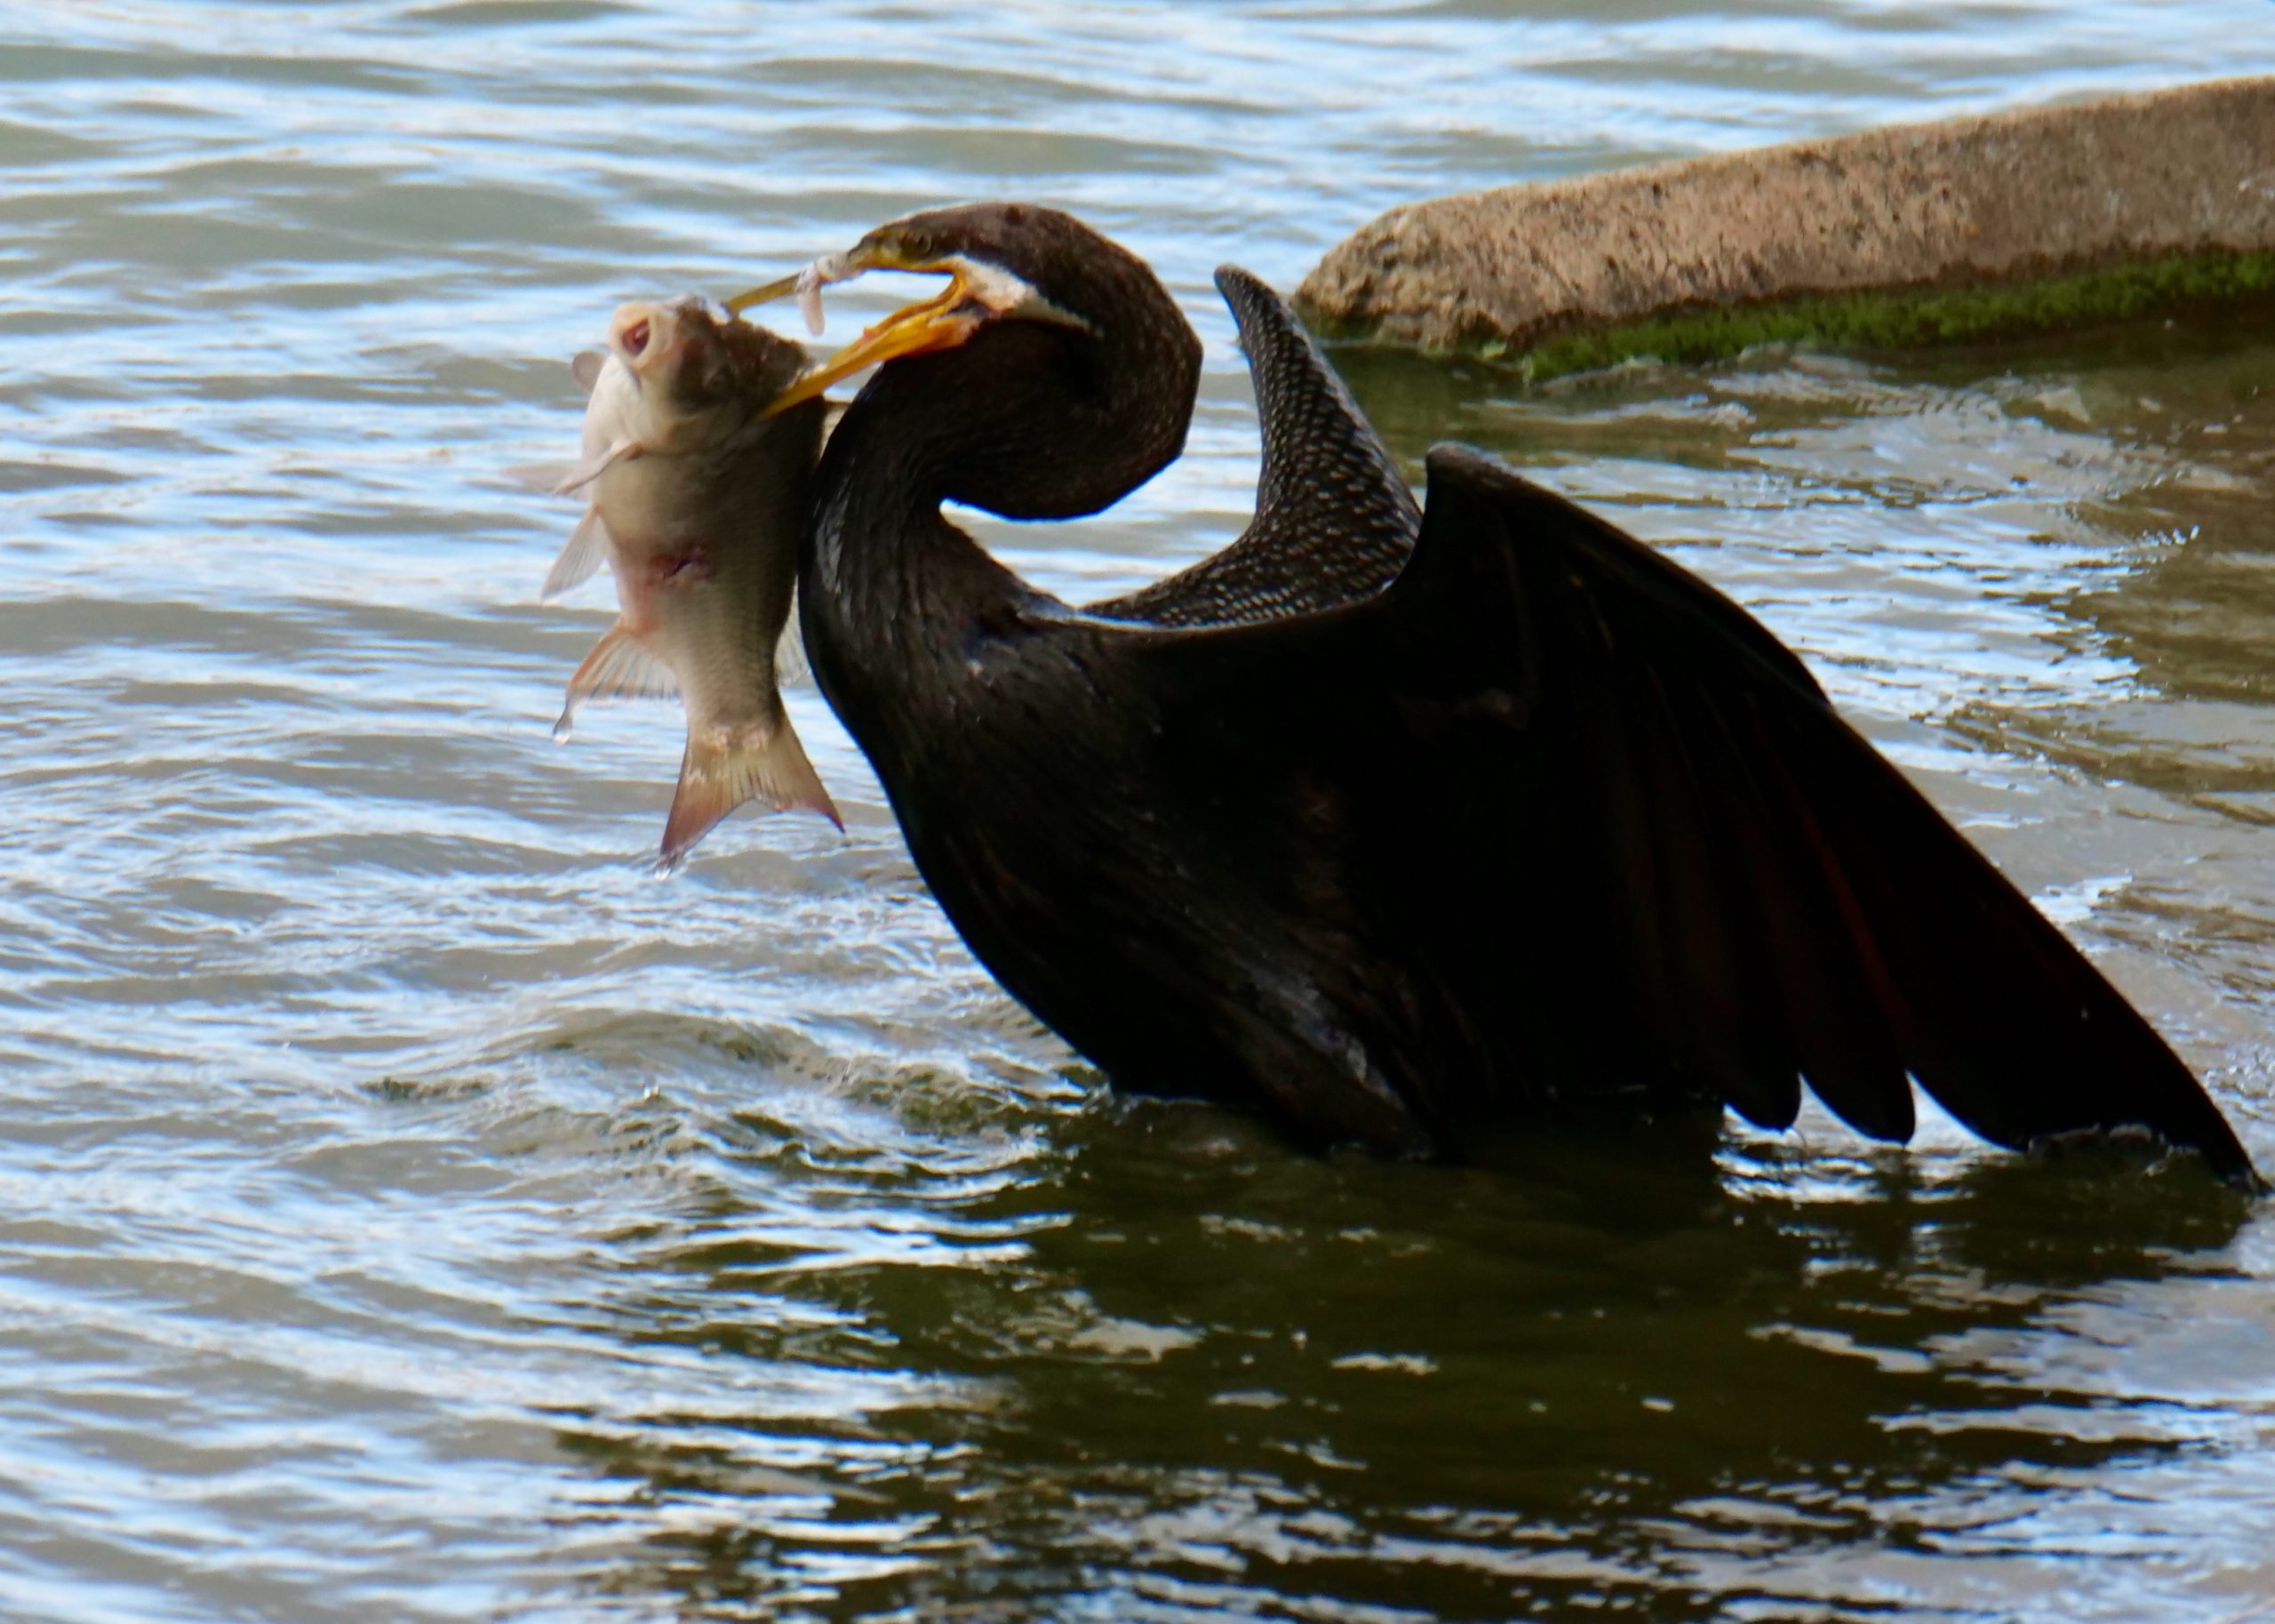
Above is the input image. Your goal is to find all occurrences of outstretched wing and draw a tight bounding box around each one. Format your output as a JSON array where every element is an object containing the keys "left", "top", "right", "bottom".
[
  {"left": 1090, "top": 267, "right": 1417, "bottom": 626},
  {"left": 1126, "top": 445, "right": 2256, "bottom": 1185}
]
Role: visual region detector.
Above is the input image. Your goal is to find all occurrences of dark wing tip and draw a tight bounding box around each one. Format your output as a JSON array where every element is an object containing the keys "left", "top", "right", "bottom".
[
  {"left": 1091, "top": 263, "right": 1417, "bottom": 629},
  {"left": 1213, "top": 264, "right": 1271, "bottom": 303}
]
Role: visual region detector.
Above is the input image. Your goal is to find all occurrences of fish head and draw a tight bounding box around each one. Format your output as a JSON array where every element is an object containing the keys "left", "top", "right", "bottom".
[
  {"left": 605, "top": 298, "right": 812, "bottom": 450},
  {"left": 565, "top": 299, "right": 824, "bottom": 580}
]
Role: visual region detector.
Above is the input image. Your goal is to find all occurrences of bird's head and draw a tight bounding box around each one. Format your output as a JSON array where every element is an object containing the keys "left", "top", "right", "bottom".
[{"left": 731, "top": 203, "right": 1201, "bottom": 517}]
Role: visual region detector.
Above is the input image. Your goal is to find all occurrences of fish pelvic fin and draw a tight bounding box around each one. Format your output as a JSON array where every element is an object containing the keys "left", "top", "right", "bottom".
[
  {"left": 659, "top": 711, "right": 842, "bottom": 869},
  {"left": 554, "top": 623, "right": 676, "bottom": 742},
  {"left": 541, "top": 507, "right": 612, "bottom": 601}
]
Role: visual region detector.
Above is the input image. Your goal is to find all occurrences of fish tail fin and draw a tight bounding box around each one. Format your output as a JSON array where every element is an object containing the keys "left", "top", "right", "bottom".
[{"left": 660, "top": 708, "right": 842, "bottom": 869}]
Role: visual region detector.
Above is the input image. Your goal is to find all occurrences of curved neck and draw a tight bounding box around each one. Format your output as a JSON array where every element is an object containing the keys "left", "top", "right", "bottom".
[{"left": 798, "top": 283, "right": 1202, "bottom": 748}]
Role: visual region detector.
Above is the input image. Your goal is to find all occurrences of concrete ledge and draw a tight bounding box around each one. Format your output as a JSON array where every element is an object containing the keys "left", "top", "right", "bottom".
[{"left": 1297, "top": 76, "right": 2275, "bottom": 379}]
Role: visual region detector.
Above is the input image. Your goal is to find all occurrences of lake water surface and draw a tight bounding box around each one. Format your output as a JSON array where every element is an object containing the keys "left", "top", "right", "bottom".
[{"left": 5, "top": 4, "right": 2275, "bottom": 1620}]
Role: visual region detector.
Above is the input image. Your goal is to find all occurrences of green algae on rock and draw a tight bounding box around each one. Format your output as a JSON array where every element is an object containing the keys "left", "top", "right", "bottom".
[
  {"left": 1507, "top": 250, "right": 2275, "bottom": 385},
  {"left": 1297, "top": 76, "right": 2275, "bottom": 381}
]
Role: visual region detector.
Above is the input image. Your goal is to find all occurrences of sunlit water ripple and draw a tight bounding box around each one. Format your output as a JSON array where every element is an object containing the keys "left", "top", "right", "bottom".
[{"left": 4, "top": 4, "right": 2275, "bottom": 1620}]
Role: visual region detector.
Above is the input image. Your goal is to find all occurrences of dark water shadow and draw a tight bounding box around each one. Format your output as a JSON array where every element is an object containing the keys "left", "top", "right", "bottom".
[{"left": 542, "top": 1095, "right": 2262, "bottom": 1621}]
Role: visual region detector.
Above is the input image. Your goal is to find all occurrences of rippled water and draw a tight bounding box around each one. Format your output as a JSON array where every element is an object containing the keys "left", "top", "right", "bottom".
[{"left": 6, "top": 4, "right": 2275, "bottom": 1620}]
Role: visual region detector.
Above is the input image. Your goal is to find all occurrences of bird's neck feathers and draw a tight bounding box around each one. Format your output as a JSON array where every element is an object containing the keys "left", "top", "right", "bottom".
[
  {"left": 794, "top": 369, "right": 1018, "bottom": 762},
  {"left": 798, "top": 284, "right": 1199, "bottom": 765},
  {"left": 804, "top": 361, "right": 1018, "bottom": 625}
]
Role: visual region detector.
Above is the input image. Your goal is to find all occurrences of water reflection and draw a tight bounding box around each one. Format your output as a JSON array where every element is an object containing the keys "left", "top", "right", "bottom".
[{"left": 555, "top": 1102, "right": 2261, "bottom": 1620}]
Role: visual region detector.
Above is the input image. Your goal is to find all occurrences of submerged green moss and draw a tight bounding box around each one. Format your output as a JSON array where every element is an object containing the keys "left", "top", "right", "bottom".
[{"left": 1336, "top": 250, "right": 2275, "bottom": 385}]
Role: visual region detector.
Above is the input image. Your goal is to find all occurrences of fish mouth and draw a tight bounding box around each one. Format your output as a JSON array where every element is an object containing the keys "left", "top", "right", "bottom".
[
  {"left": 608, "top": 301, "right": 673, "bottom": 395},
  {"left": 609, "top": 297, "right": 731, "bottom": 396},
  {"left": 730, "top": 230, "right": 1089, "bottom": 418}
]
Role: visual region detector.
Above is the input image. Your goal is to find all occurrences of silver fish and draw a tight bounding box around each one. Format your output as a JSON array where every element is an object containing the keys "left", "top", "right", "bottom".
[{"left": 547, "top": 297, "right": 839, "bottom": 866}]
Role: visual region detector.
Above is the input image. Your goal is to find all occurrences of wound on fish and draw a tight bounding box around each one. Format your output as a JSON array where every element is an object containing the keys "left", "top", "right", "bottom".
[{"left": 655, "top": 550, "right": 715, "bottom": 587}]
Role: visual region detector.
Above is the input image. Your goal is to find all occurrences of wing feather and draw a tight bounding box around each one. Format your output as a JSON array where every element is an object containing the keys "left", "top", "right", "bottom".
[
  {"left": 1090, "top": 267, "right": 1417, "bottom": 627},
  {"left": 1373, "top": 444, "right": 2254, "bottom": 1183}
]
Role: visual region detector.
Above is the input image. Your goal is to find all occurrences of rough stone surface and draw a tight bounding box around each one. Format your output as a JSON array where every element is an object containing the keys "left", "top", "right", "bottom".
[{"left": 1297, "top": 76, "right": 2275, "bottom": 357}]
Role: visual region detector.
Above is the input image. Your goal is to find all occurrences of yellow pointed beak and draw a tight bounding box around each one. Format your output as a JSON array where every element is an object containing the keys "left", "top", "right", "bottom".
[
  {"left": 731, "top": 237, "right": 1090, "bottom": 418},
  {"left": 731, "top": 244, "right": 983, "bottom": 418},
  {"left": 720, "top": 270, "right": 806, "bottom": 318}
]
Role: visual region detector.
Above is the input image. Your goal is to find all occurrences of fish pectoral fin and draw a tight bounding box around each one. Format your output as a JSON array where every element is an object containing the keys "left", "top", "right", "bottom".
[
  {"left": 571, "top": 349, "right": 608, "bottom": 394},
  {"left": 660, "top": 710, "right": 842, "bottom": 868},
  {"left": 540, "top": 508, "right": 613, "bottom": 601},
  {"left": 551, "top": 439, "right": 639, "bottom": 497},
  {"left": 502, "top": 461, "right": 576, "bottom": 493},
  {"left": 552, "top": 624, "right": 677, "bottom": 741}
]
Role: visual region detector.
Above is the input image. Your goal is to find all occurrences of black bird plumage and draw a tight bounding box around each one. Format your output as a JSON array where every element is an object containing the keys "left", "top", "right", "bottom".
[
  {"left": 1090, "top": 266, "right": 1418, "bottom": 627},
  {"left": 778, "top": 203, "right": 2259, "bottom": 1188}
]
